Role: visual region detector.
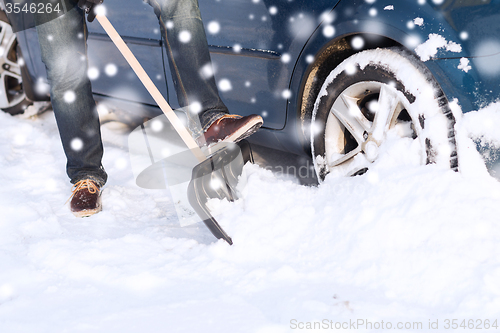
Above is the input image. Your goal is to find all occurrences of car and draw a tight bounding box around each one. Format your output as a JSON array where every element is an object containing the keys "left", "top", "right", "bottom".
[{"left": 2, "top": 0, "right": 500, "bottom": 181}]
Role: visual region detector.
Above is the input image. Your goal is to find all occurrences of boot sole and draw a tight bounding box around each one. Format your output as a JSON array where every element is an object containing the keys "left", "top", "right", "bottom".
[
  {"left": 72, "top": 206, "right": 102, "bottom": 218},
  {"left": 219, "top": 117, "right": 263, "bottom": 145},
  {"left": 71, "top": 197, "right": 102, "bottom": 218}
]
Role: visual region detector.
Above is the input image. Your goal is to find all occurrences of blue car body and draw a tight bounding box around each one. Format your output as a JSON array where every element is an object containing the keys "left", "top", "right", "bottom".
[{"left": 8, "top": 0, "right": 500, "bottom": 156}]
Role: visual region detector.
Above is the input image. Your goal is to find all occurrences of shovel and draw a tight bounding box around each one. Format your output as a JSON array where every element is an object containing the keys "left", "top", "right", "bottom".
[{"left": 96, "top": 13, "right": 242, "bottom": 245}]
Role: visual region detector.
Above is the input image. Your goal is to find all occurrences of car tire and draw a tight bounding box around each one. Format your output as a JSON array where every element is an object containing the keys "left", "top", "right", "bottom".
[
  {"left": 311, "top": 48, "right": 458, "bottom": 181},
  {"left": 0, "top": 11, "right": 32, "bottom": 115}
]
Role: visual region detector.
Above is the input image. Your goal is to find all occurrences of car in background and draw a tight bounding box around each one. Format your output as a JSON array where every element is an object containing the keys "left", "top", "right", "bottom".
[{"left": 2, "top": 0, "right": 500, "bottom": 181}]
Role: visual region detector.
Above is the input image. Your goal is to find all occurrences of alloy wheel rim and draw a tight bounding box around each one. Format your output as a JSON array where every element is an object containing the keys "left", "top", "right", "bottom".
[
  {"left": 323, "top": 81, "right": 415, "bottom": 177},
  {"left": 0, "top": 20, "right": 25, "bottom": 110}
]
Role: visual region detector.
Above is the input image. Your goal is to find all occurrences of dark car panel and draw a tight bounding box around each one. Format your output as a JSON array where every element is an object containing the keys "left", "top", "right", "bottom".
[{"left": 4, "top": 0, "right": 500, "bottom": 157}]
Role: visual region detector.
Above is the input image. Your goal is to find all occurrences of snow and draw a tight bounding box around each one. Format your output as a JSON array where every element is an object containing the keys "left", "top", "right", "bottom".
[
  {"left": 207, "top": 21, "right": 220, "bottom": 35},
  {"left": 178, "top": 30, "right": 191, "bottom": 43},
  {"left": 384, "top": 5, "right": 394, "bottom": 11},
  {"left": 322, "top": 25, "right": 335, "bottom": 38},
  {"left": 415, "top": 34, "right": 462, "bottom": 61},
  {"left": 1, "top": 93, "right": 500, "bottom": 332},
  {"left": 413, "top": 17, "right": 424, "bottom": 26},
  {"left": 218, "top": 78, "right": 232, "bottom": 92},
  {"left": 458, "top": 57, "right": 472, "bottom": 73},
  {"left": 104, "top": 63, "right": 118, "bottom": 77}
]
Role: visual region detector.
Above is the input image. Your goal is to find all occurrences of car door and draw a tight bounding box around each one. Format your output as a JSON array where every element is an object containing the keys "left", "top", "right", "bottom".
[
  {"left": 162, "top": 0, "right": 339, "bottom": 130},
  {"left": 86, "top": 0, "right": 168, "bottom": 106}
]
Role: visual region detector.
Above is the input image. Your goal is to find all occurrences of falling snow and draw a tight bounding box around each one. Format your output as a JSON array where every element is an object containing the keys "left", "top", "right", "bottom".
[
  {"left": 63, "top": 91, "right": 76, "bottom": 103},
  {"left": 105, "top": 64, "right": 118, "bottom": 77},
  {"left": 88, "top": 67, "right": 100, "bottom": 80},
  {"left": 70, "top": 137, "right": 83, "bottom": 151},
  {"left": 189, "top": 101, "right": 202, "bottom": 114},
  {"left": 207, "top": 21, "right": 220, "bottom": 34},
  {"left": 351, "top": 36, "right": 365, "bottom": 50},
  {"left": 233, "top": 44, "right": 242, "bottom": 53},
  {"left": 179, "top": 31, "right": 191, "bottom": 43},
  {"left": 151, "top": 119, "right": 163, "bottom": 132},
  {"left": 281, "top": 90, "right": 292, "bottom": 99},
  {"left": 322, "top": 25, "right": 335, "bottom": 38},
  {"left": 281, "top": 53, "right": 291, "bottom": 64},
  {"left": 199, "top": 63, "right": 215, "bottom": 79},
  {"left": 384, "top": 5, "right": 394, "bottom": 10},
  {"left": 320, "top": 11, "right": 335, "bottom": 24},
  {"left": 218, "top": 79, "right": 232, "bottom": 92}
]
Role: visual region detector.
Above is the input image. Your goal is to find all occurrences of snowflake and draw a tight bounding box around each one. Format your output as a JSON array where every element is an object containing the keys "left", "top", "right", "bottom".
[
  {"left": 345, "top": 63, "right": 357, "bottom": 75},
  {"left": 105, "top": 64, "right": 118, "bottom": 77},
  {"left": 179, "top": 31, "right": 192, "bottom": 43},
  {"left": 200, "top": 63, "right": 215, "bottom": 79},
  {"left": 88, "top": 67, "right": 99, "bottom": 80},
  {"left": 323, "top": 25, "right": 335, "bottom": 38},
  {"left": 151, "top": 120, "right": 163, "bottom": 132},
  {"left": 64, "top": 91, "right": 76, "bottom": 103},
  {"left": 281, "top": 53, "right": 291, "bottom": 64},
  {"left": 189, "top": 101, "right": 202, "bottom": 114},
  {"left": 207, "top": 21, "right": 220, "bottom": 34},
  {"left": 218, "top": 79, "right": 232, "bottom": 92},
  {"left": 233, "top": 44, "right": 242, "bottom": 53},
  {"left": 351, "top": 36, "right": 364, "bottom": 50},
  {"left": 71, "top": 138, "right": 83, "bottom": 151}
]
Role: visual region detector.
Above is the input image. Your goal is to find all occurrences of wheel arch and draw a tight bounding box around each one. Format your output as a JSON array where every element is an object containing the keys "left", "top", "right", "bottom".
[{"left": 294, "top": 33, "right": 402, "bottom": 155}]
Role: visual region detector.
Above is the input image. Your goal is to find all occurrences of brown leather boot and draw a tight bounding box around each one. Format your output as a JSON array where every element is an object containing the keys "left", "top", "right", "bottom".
[
  {"left": 69, "top": 179, "right": 102, "bottom": 217},
  {"left": 197, "top": 114, "right": 263, "bottom": 147}
]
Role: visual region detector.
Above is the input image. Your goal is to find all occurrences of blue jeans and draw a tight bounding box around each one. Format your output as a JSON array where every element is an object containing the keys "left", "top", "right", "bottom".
[{"left": 35, "top": 0, "right": 228, "bottom": 186}]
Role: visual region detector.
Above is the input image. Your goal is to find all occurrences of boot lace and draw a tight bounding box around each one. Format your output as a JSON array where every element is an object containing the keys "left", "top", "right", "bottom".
[
  {"left": 215, "top": 114, "right": 242, "bottom": 125},
  {"left": 67, "top": 179, "right": 100, "bottom": 203}
]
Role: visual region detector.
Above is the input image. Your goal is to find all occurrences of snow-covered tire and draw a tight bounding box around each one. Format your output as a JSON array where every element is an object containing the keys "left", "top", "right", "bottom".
[
  {"left": 311, "top": 48, "right": 458, "bottom": 181},
  {"left": 0, "top": 11, "right": 32, "bottom": 115}
]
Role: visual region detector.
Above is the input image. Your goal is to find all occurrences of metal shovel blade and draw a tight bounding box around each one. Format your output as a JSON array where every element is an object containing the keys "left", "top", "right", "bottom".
[
  {"left": 188, "top": 143, "right": 247, "bottom": 245},
  {"left": 129, "top": 115, "right": 250, "bottom": 244},
  {"left": 98, "top": 14, "right": 248, "bottom": 244}
]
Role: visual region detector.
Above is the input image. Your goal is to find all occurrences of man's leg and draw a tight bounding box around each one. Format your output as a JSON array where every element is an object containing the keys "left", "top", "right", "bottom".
[
  {"left": 146, "top": 0, "right": 263, "bottom": 146},
  {"left": 147, "top": 0, "right": 229, "bottom": 137},
  {"left": 35, "top": 7, "right": 107, "bottom": 186}
]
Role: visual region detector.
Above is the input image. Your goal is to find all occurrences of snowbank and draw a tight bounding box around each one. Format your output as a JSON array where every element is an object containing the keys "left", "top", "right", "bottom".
[{"left": 1, "top": 102, "right": 500, "bottom": 332}]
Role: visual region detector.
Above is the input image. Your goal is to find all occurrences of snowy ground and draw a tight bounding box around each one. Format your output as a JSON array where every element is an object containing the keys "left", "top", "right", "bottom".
[{"left": 1, "top": 101, "right": 500, "bottom": 332}]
